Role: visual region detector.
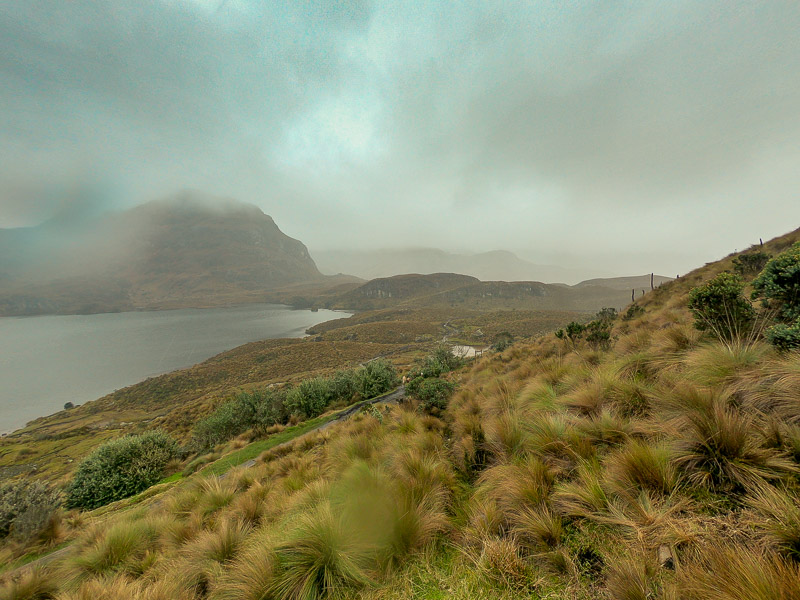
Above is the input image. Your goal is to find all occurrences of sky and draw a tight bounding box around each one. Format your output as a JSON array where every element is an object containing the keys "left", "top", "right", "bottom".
[{"left": 1, "top": 1, "right": 799, "bottom": 277}]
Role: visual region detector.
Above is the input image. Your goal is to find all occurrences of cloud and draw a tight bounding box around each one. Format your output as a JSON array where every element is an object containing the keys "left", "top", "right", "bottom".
[{"left": 1, "top": 1, "right": 799, "bottom": 276}]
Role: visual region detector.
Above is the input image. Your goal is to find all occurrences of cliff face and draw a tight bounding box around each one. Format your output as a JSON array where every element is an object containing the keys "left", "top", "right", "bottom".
[{"left": 0, "top": 192, "right": 323, "bottom": 315}]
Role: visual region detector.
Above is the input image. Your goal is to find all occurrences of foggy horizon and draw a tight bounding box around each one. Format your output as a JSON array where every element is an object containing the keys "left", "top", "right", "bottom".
[{"left": 2, "top": 2, "right": 800, "bottom": 279}]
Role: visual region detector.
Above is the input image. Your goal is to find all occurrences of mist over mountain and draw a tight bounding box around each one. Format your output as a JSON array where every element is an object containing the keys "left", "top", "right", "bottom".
[
  {"left": 312, "top": 248, "right": 609, "bottom": 285},
  {"left": 0, "top": 192, "right": 323, "bottom": 315}
]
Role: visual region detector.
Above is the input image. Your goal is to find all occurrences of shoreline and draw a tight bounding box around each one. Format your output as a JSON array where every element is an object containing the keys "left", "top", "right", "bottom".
[{"left": 0, "top": 305, "right": 354, "bottom": 436}]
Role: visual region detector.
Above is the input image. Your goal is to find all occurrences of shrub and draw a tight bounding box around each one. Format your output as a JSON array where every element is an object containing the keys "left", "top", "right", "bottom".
[
  {"left": 688, "top": 272, "right": 755, "bottom": 341},
  {"left": 407, "top": 378, "right": 456, "bottom": 412},
  {"left": 411, "top": 346, "right": 463, "bottom": 379},
  {"left": 0, "top": 480, "right": 60, "bottom": 542},
  {"left": 556, "top": 321, "right": 587, "bottom": 344},
  {"left": 585, "top": 320, "right": 613, "bottom": 350},
  {"left": 193, "top": 392, "right": 259, "bottom": 449},
  {"left": 492, "top": 332, "right": 514, "bottom": 352},
  {"left": 285, "top": 378, "right": 336, "bottom": 419},
  {"left": 765, "top": 319, "right": 800, "bottom": 350},
  {"left": 752, "top": 241, "right": 800, "bottom": 323},
  {"left": 733, "top": 251, "right": 771, "bottom": 277},
  {"left": 622, "top": 304, "right": 645, "bottom": 321},
  {"left": 65, "top": 430, "right": 179, "bottom": 510},
  {"left": 356, "top": 359, "right": 398, "bottom": 399},
  {"left": 595, "top": 307, "right": 618, "bottom": 322},
  {"left": 254, "top": 389, "right": 290, "bottom": 432}
]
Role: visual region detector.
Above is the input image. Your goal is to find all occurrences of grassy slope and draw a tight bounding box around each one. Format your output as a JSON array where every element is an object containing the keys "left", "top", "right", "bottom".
[
  {"left": 4, "top": 228, "right": 800, "bottom": 598},
  {"left": 0, "top": 306, "right": 583, "bottom": 488}
]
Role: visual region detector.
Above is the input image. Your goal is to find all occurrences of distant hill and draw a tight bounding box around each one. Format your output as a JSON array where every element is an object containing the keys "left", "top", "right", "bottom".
[
  {"left": 312, "top": 248, "right": 606, "bottom": 284},
  {"left": 575, "top": 274, "right": 674, "bottom": 291},
  {"left": 329, "top": 272, "right": 643, "bottom": 313},
  {"left": 0, "top": 192, "right": 326, "bottom": 316}
]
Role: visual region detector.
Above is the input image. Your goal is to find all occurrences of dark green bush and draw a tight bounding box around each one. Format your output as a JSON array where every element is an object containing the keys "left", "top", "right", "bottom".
[
  {"left": 622, "top": 304, "right": 645, "bottom": 321},
  {"left": 595, "top": 307, "right": 618, "bottom": 322},
  {"left": 356, "top": 359, "right": 399, "bottom": 399},
  {"left": 407, "top": 377, "right": 455, "bottom": 412},
  {"left": 765, "top": 320, "right": 800, "bottom": 351},
  {"left": 688, "top": 272, "right": 755, "bottom": 341},
  {"left": 412, "top": 346, "right": 464, "bottom": 378},
  {"left": 193, "top": 391, "right": 259, "bottom": 449},
  {"left": 0, "top": 480, "right": 60, "bottom": 541},
  {"left": 285, "top": 377, "right": 337, "bottom": 419},
  {"left": 752, "top": 242, "right": 800, "bottom": 324},
  {"left": 733, "top": 251, "right": 771, "bottom": 277},
  {"left": 556, "top": 321, "right": 586, "bottom": 344},
  {"left": 586, "top": 320, "right": 613, "bottom": 350},
  {"left": 254, "top": 388, "right": 290, "bottom": 432},
  {"left": 65, "top": 430, "right": 179, "bottom": 510},
  {"left": 492, "top": 332, "right": 514, "bottom": 352},
  {"left": 192, "top": 364, "right": 398, "bottom": 450}
]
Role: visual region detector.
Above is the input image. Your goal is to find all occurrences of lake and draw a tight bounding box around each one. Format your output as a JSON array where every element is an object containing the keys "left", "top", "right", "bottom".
[{"left": 0, "top": 304, "right": 347, "bottom": 433}]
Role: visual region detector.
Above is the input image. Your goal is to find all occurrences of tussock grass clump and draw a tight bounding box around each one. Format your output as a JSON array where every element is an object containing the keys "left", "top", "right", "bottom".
[
  {"left": 271, "top": 502, "right": 373, "bottom": 600},
  {"left": 471, "top": 456, "right": 554, "bottom": 535},
  {"left": 209, "top": 532, "right": 276, "bottom": 600},
  {"left": 511, "top": 505, "right": 563, "bottom": 552},
  {"left": 605, "top": 440, "right": 679, "bottom": 496},
  {"left": 674, "top": 393, "right": 797, "bottom": 492},
  {"left": 175, "top": 519, "right": 252, "bottom": 596},
  {"left": 64, "top": 516, "right": 164, "bottom": 584},
  {"left": 678, "top": 546, "right": 800, "bottom": 600},
  {"left": 469, "top": 536, "right": 535, "bottom": 592},
  {"left": 603, "top": 551, "right": 662, "bottom": 600},
  {"left": 747, "top": 485, "right": 800, "bottom": 561},
  {"left": 682, "top": 342, "right": 770, "bottom": 386},
  {"left": 486, "top": 410, "right": 530, "bottom": 461},
  {"left": 552, "top": 459, "right": 611, "bottom": 518},
  {"left": 0, "top": 566, "right": 59, "bottom": 600}
]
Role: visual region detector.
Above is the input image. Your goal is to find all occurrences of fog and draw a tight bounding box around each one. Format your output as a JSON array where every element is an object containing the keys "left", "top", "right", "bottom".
[{"left": 2, "top": 1, "right": 800, "bottom": 278}]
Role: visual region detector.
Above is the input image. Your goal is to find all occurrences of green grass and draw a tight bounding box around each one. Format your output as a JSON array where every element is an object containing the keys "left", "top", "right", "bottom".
[{"left": 199, "top": 415, "right": 335, "bottom": 477}]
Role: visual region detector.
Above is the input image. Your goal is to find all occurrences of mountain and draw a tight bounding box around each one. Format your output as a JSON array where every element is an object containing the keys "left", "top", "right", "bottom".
[
  {"left": 312, "top": 248, "right": 606, "bottom": 284},
  {"left": 329, "top": 272, "right": 645, "bottom": 313},
  {"left": 0, "top": 192, "right": 325, "bottom": 315}
]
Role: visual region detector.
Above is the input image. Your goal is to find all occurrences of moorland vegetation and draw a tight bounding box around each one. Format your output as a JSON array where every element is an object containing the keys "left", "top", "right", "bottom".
[{"left": 2, "top": 232, "right": 800, "bottom": 599}]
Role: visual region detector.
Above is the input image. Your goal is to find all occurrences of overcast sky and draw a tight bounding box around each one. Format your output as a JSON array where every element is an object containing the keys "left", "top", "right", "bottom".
[{"left": 1, "top": 1, "right": 799, "bottom": 276}]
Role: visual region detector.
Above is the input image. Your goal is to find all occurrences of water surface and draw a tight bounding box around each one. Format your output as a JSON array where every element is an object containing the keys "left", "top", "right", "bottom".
[{"left": 0, "top": 305, "right": 346, "bottom": 433}]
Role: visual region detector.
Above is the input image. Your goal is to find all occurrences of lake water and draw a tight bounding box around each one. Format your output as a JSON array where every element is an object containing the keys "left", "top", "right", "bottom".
[{"left": 0, "top": 305, "right": 347, "bottom": 433}]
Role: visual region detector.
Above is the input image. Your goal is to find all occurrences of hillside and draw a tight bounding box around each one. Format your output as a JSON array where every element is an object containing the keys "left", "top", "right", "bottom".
[
  {"left": 575, "top": 273, "right": 674, "bottom": 290},
  {"left": 0, "top": 192, "right": 326, "bottom": 316},
  {"left": 313, "top": 247, "right": 604, "bottom": 283},
  {"left": 3, "top": 227, "right": 800, "bottom": 599},
  {"left": 329, "top": 272, "right": 646, "bottom": 312}
]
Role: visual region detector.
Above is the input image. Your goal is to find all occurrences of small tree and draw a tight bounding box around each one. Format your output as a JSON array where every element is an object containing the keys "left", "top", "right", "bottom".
[
  {"left": 688, "top": 272, "right": 755, "bottom": 341},
  {"left": 566, "top": 321, "right": 586, "bottom": 343},
  {"left": 595, "top": 307, "right": 618, "bottom": 322},
  {"left": 752, "top": 242, "right": 800, "bottom": 349},
  {"left": 732, "top": 251, "right": 771, "bottom": 277},
  {"left": 586, "top": 319, "right": 613, "bottom": 350},
  {"left": 622, "top": 304, "right": 645, "bottom": 321},
  {"left": 752, "top": 242, "right": 800, "bottom": 323}
]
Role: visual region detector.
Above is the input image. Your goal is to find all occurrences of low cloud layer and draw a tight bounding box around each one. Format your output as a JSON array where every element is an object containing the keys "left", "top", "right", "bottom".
[{"left": 2, "top": 1, "right": 799, "bottom": 276}]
